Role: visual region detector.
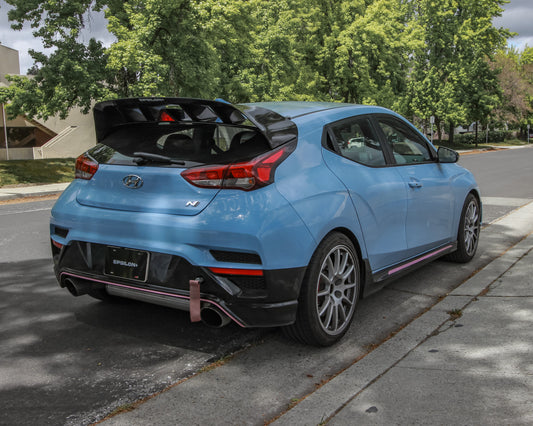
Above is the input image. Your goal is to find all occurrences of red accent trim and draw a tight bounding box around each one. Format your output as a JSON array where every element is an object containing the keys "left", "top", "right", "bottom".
[
  {"left": 59, "top": 272, "right": 245, "bottom": 328},
  {"left": 388, "top": 245, "right": 453, "bottom": 276},
  {"left": 208, "top": 267, "right": 264, "bottom": 276},
  {"left": 52, "top": 239, "right": 63, "bottom": 249}
]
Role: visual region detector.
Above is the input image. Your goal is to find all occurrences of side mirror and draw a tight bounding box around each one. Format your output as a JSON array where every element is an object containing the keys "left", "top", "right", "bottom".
[{"left": 437, "top": 146, "right": 459, "bottom": 163}]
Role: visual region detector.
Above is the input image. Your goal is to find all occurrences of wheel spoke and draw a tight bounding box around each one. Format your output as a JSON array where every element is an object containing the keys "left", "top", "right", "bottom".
[
  {"left": 318, "top": 297, "right": 331, "bottom": 317},
  {"left": 326, "top": 257, "right": 334, "bottom": 279},
  {"left": 323, "top": 302, "right": 334, "bottom": 329},
  {"left": 339, "top": 252, "right": 349, "bottom": 275},
  {"left": 341, "top": 264, "right": 355, "bottom": 281},
  {"left": 332, "top": 249, "right": 341, "bottom": 275},
  {"left": 341, "top": 282, "right": 357, "bottom": 290},
  {"left": 331, "top": 304, "right": 338, "bottom": 331},
  {"left": 338, "top": 303, "right": 346, "bottom": 323},
  {"left": 319, "top": 271, "right": 332, "bottom": 285},
  {"left": 317, "top": 287, "right": 330, "bottom": 297}
]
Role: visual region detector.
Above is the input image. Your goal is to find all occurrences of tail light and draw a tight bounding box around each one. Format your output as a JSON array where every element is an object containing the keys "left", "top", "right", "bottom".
[
  {"left": 75, "top": 154, "right": 99, "bottom": 180},
  {"left": 181, "top": 142, "right": 295, "bottom": 191}
]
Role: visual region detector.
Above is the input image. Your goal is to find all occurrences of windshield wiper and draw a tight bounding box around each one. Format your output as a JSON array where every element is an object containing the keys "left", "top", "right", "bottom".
[{"left": 133, "top": 152, "right": 186, "bottom": 166}]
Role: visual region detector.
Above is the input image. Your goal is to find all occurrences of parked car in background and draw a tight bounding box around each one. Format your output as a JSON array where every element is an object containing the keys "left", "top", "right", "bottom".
[{"left": 50, "top": 98, "right": 481, "bottom": 346}]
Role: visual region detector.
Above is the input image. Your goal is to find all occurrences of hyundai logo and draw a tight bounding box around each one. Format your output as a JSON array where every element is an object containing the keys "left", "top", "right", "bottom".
[{"left": 122, "top": 175, "right": 144, "bottom": 189}]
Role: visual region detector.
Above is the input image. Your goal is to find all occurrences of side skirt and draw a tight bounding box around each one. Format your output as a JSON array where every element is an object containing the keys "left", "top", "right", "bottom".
[{"left": 362, "top": 242, "right": 457, "bottom": 297}]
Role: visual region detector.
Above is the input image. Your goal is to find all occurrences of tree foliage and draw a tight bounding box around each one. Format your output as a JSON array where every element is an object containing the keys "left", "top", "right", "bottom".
[
  {"left": 0, "top": 0, "right": 524, "bottom": 136},
  {"left": 491, "top": 48, "right": 533, "bottom": 132},
  {"left": 406, "top": 0, "right": 508, "bottom": 141}
]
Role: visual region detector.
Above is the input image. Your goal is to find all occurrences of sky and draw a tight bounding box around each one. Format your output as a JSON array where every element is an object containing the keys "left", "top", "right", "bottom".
[{"left": 1, "top": 0, "right": 533, "bottom": 74}]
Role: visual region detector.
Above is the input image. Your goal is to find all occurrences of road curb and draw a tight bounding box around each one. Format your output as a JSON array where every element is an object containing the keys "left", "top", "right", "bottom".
[{"left": 0, "top": 183, "right": 70, "bottom": 202}]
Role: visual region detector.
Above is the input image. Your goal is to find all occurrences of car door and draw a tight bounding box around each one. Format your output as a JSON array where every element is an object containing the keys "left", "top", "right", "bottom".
[
  {"left": 321, "top": 115, "right": 409, "bottom": 271},
  {"left": 373, "top": 114, "right": 455, "bottom": 256}
]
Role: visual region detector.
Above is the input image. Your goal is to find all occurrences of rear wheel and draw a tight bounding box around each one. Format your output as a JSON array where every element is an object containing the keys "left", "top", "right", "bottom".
[
  {"left": 284, "top": 233, "right": 361, "bottom": 346},
  {"left": 446, "top": 193, "right": 480, "bottom": 263}
]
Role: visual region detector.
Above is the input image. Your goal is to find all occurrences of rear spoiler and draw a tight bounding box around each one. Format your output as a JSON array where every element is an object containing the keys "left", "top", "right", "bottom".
[{"left": 93, "top": 98, "right": 298, "bottom": 148}]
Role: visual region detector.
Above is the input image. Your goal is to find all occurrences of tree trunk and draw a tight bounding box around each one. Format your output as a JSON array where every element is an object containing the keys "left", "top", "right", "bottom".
[{"left": 448, "top": 121, "right": 454, "bottom": 145}]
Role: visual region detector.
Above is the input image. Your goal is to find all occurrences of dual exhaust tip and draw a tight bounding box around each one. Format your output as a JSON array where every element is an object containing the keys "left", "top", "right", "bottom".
[{"left": 62, "top": 277, "right": 232, "bottom": 328}]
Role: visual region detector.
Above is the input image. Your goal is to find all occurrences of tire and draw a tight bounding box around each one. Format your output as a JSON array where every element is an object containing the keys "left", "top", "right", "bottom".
[
  {"left": 284, "top": 233, "right": 361, "bottom": 346},
  {"left": 446, "top": 193, "right": 480, "bottom": 263}
]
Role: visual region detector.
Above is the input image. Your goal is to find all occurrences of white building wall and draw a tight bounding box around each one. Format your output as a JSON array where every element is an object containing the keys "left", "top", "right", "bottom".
[{"left": 36, "top": 108, "right": 96, "bottom": 158}]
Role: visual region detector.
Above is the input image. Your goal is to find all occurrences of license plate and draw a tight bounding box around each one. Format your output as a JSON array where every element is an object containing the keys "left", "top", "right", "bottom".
[{"left": 104, "top": 246, "right": 149, "bottom": 282}]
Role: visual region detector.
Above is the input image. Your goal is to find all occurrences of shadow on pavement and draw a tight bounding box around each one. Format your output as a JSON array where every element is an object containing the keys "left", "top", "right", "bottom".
[{"left": 0, "top": 259, "right": 266, "bottom": 425}]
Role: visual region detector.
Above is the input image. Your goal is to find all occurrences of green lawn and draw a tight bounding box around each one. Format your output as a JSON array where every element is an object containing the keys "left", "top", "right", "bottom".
[{"left": 0, "top": 158, "right": 75, "bottom": 187}]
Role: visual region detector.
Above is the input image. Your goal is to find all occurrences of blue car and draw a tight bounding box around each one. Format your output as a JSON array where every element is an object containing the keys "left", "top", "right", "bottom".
[{"left": 50, "top": 98, "right": 481, "bottom": 346}]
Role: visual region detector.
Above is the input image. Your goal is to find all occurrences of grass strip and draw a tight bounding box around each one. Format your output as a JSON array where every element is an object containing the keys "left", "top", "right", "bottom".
[{"left": 0, "top": 158, "right": 75, "bottom": 187}]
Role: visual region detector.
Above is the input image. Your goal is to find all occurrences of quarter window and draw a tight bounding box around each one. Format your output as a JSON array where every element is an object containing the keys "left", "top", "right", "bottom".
[
  {"left": 376, "top": 118, "right": 433, "bottom": 165},
  {"left": 327, "top": 117, "right": 386, "bottom": 166}
]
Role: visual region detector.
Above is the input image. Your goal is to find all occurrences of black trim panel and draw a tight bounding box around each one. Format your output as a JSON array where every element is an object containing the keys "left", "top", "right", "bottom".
[{"left": 372, "top": 242, "right": 457, "bottom": 284}]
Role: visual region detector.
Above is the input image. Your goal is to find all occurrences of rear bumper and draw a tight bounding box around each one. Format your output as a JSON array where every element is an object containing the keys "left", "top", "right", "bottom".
[{"left": 53, "top": 240, "right": 305, "bottom": 327}]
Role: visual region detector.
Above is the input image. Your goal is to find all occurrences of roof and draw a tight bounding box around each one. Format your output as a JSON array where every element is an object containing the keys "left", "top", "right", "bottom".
[{"left": 240, "top": 101, "right": 355, "bottom": 119}]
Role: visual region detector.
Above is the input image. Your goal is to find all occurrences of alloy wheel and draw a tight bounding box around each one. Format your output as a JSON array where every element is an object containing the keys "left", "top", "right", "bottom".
[
  {"left": 315, "top": 245, "right": 359, "bottom": 335},
  {"left": 464, "top": 199, "right": 480, "bottom": 256}
]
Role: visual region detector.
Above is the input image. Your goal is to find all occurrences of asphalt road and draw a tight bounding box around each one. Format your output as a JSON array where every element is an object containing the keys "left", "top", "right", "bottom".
[
  {"left": 0, "top": 146, "right": 532, "bottom": 425},
  {"left": 459, "top": 147, "right": 533, "bottom": 224}
]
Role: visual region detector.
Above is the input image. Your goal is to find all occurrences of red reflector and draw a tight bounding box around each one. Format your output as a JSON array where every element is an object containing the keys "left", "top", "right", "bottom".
[
  {"left": 208, "top": 267, "right": 264, "bottom": 276},
  {"left": 75, "top": 154, "right": 99, "bottom": 180},
  {"left": 52, "top": 240, "right": 63, "bottom": 249}
]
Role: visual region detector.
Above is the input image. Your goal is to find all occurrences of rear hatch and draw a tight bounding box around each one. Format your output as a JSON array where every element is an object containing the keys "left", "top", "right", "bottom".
[{"left": 76, "top": 98, "right": 297, "bottom": 216}]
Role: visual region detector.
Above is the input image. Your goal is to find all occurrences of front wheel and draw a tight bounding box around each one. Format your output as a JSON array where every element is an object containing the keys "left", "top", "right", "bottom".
[
  {"left": 284, "top": 233, "right": 361, "bottom": 346},
  {"left": 446, "top": 193, "right": 480, "bottom": 263}
]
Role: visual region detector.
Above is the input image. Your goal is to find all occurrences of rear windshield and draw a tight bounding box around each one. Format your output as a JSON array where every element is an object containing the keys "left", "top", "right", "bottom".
[{"left": 88, "top": 122, "right": 271, "bottom": 166}]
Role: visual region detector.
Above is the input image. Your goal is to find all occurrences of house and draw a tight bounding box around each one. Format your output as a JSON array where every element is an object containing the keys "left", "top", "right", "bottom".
[{"left": 0, "top": 43, "right": 96, "bottom": 160}]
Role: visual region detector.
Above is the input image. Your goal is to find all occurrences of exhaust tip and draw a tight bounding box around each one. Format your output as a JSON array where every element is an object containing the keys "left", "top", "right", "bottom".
[
  {"left": 63, "top": 278, "right": 91, "bottom": 297},
  {"left": 201, "top": 305, "right": 231, "bottom": 328}
]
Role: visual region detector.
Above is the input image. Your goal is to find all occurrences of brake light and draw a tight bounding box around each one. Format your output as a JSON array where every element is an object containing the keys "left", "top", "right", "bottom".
[
  {"left": 181, "top": 142, "right": 295, "bottom": 191},
  {"left": 75, "top": 154, "right": 99, "bottom": 180},
  {"left": 159, "top": 111, "right": 175, "bottom": 122}
]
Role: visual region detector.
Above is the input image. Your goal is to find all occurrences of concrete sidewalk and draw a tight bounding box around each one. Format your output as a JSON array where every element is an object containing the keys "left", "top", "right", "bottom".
[
  {"left": 276, "top": 232, "right": 533, "bottom": 425},
  {"left": 0, "top": 182, "right": 70, "bottom": 201}
]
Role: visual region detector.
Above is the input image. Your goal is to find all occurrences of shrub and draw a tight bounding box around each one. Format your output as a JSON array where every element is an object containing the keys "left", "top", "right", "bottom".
[{"left": 453, "top": 130, "right": 513, "bottom": 144}]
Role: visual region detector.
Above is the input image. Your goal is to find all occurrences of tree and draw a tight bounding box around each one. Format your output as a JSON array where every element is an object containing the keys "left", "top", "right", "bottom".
[
  {"left": 407, "top": 0, "right": 508, "bottom": 142},
  {"left": 0, "top": 0, "right": 515, "bottom": 126},
  {"left": 2, "top": 0, "right": 242, "bottom": 118},
  {"left": 491, "top": 48, "right": 533, "bottom": 136}
]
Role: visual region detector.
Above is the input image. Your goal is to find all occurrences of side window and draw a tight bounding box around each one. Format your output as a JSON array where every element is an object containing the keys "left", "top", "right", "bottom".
[
  {"left": 376, "top": 118, "right": 433, "bottom": 165},
  {"left": 327, "top": 117, "right": 386, "bottom": 166}
]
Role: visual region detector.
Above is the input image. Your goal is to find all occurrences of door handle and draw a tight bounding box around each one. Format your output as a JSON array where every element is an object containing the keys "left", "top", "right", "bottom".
[{"left": 408, "top": 180, "right": 422, "bottom": 188}]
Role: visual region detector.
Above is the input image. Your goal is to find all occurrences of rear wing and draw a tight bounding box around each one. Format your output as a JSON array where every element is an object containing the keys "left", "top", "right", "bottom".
[{"left": 93, "top": 98, "right": 298, "bottom": 148}]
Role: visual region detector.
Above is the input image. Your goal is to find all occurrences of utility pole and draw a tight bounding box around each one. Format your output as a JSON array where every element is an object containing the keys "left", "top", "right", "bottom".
[
  {"left": 1, "top": 101, "right": 8, "bottom": 161},
  {"left": 0, "top": 82, "right": 9, "bottom": 160}
]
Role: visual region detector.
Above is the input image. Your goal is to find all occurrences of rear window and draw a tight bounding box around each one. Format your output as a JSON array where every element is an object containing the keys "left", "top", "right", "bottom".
[{"left": 88, "top": 122, "right": 271, "bottom": 166}]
